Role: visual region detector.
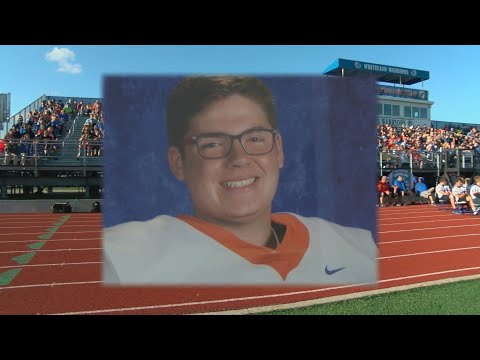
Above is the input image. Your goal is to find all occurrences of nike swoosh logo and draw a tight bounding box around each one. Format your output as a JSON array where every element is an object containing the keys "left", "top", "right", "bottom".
[{"left": 325, "top": 265, "right": 346, "bottom": 275}]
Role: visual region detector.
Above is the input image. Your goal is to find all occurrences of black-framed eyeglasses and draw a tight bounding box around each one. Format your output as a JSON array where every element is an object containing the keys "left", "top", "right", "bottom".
[{"left": 184, "top": 127, "right": 278, "bottom": 159}]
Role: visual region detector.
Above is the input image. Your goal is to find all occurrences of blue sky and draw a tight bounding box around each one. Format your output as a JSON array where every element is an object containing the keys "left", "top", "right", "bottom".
[{"left": 1, "top": 45, "right": 480, "bottom": 124}]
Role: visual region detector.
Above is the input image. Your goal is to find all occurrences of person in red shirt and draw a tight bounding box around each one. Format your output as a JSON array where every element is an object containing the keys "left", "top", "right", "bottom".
[{"left": 377, "top": 175, "right": 391, "bottom": 207}]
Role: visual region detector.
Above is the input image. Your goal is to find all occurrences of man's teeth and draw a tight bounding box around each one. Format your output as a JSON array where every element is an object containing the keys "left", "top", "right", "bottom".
[{"left": 224, "top": 178, "right": 256, "bottom": 188}]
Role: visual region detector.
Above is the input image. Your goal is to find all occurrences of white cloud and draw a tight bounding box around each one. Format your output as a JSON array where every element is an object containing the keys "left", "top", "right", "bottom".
[
  {"left": 45, "top": 47, "right": 75, "bottom": 62},
  {"left": 45, "top": 47, "right": 83, "bottom": 75},
  {"left": 58, "top": 62, "right": 82, "bottom": 74}
]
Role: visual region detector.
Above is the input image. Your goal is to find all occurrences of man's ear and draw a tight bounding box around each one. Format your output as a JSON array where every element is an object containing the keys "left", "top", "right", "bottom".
[
  {"left": 168, "top": 146, "right": 185, "bottom": 181},
  {"left": 275, "top": 133, "right": 285, "bottom": 169}
]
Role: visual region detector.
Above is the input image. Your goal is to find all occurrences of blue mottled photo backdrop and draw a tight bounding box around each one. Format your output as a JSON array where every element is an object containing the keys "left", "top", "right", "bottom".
[{"left": 103, "top": 76, "right": 377, "bottom": 242}]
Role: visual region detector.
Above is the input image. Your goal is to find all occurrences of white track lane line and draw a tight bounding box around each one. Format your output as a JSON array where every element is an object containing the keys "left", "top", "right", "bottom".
[
  {"left": 0, "top": 247, "right": 101, "bottom": 254},
  {"left": 48, "top": 266, "right": 480, "bottom": 315},
  {"left": 0, "top": 261, "right": 101, "bottom": 269},
  {"left": 378, "top": 218, "right": 477, "bottom": 227},
  {"left": 0, "top": 224, "right": 102, "bottom": 229},
  {"left": 201, "top": 273, "right": 480, "bottom": 315},
  {"left": 379, "top": 223, "right": 480, "bottom": 234},
  {"left": 381, "top": 233, "right": 480, "bottom": 244},
  {"left": 0, "top": 231, "right": 100, "bottom": 236},
  {"left": 0, "top": 280, "right": 102, "bottom": 290},
  {"left": 380, "top": 245, "right": 480, "bottom": 259},
  {"left": 378, "top": 213, "right": 457, "bottom": 221},
  {"left": 0, "top": 238, "right": 101, "bottom": 244}
]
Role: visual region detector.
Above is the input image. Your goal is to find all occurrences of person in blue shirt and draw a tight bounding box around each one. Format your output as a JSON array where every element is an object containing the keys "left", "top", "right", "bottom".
[
  {"left": 414, "top": 177, "right": 435, "bottom": 205},
  {"left": 393, "top": 175, "right": 409, "bottom": 206}
]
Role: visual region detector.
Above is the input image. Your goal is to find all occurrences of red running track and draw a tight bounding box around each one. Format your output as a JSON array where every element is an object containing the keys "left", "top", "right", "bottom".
[{"left": 0, "top": 207, "right": 479, "bottom": 315}]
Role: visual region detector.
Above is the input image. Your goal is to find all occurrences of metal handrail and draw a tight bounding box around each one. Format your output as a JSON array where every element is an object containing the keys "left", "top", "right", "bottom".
[{"left": 1, "top": 138, "right": 103, "bottom": 176}]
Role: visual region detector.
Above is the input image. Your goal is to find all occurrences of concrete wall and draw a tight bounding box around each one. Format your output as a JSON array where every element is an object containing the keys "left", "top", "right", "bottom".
[{"left": 0, "top": 199, "right": 103, "bottom": 213}]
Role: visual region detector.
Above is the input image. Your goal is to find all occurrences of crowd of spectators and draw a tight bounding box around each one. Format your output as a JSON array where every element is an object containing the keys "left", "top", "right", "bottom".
[
  {"left": 77, "top": 99, "right": 104, "bottom": 157},
  {"left": 0, "top": 98, "right": 104, "bottom": 165},
  {"left": 378, "top": 124, "right": 480, "bottom": 169},
  {"left": 377, "top": 124, "right": 480, "bottom": 153}
]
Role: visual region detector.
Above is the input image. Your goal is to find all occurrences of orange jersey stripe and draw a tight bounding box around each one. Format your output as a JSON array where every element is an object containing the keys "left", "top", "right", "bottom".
[{"left": 177, "top": 214, "right": 309, "bottom": 280}]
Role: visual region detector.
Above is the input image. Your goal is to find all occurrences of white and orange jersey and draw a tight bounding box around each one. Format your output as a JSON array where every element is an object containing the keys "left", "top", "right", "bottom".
[
  {"left": 103, "top": 213, "right": 377, "bottom": 286},
  {"left": 470, "top": 184, "right": 480, "bottom": 200}
]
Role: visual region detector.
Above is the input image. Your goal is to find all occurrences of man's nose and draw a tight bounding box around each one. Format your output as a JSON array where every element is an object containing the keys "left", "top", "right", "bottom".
[{"left": 227, "top": 138, "right": 250, "bottom": 166}]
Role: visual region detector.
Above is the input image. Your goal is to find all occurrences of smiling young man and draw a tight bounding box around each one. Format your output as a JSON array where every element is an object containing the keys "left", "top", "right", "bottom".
[{"left": 103, "top": 76, "right": 377, "bottom": 286}]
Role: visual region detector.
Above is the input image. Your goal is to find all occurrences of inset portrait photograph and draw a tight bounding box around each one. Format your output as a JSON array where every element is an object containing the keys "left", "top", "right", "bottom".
[{"left": 102, "top": 75, "right": 378, "bottom": 286}]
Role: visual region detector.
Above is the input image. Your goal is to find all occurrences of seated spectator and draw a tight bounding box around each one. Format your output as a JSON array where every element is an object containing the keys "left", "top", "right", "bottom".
[
  {"left": 87, "top": 131, "right": 97, "bottom": 156},
  {"left": 84, "top": 103, "right": 92, "bottom": 116},
  {"left": 93, "top": 124, "right": 104, "bottom": 137},
  {"left": 19, "top": 123, "right": 28, "bottom": 136},
  {"left": 59, "top": 109, "right": 69, "bottom": 123},
  {"left": 377, "top": 175, "right": 391, "bottom": 206},
  {"left": 55, "top": 102, "right": 63, "bottom": 115},
  {"left": 414, "top": 177, "right": 435, "bottom": 205},
  {"left": 64, "top": 103, "right": 74, "bottom": 117},
  {"left": 15, "top": 116, "right": 24, "bottom": 128},
  {"left": 92, "top": 99, "right": 102, "bottom": 117},
  {"left": 18, "top": 133, "right": 35, "bottom": 166},
  {"left": 77, "top": 101, "right": 84, "bottom": 115},
  {"left": 40, "top": 110, "right": 51, "bottom": 123},
  {"left": 46, "top": 126, "right": 59, "bottom": 155},
  {"left": 50, "top": 114, "right": 60, "bottom": 128},
  {"left": 77, "top": 128, "right": 90, "bottom": 157},
  {"left": 393, "top": 175, "right": 410, "bottom": 206},
  {"left": 40, "top": 130, "right": 52, "bottom": 156},
  {"left": 34, "top": 119, "right": 43, "bottom": 133},
  {"left": 10, "top": 127, "right": 21, "bottom": 139},
  {"left": 469, "top": 176, "right": 480, "bottom": 215},
  {"left": 465, "top": 178, "right": 473, "bottom": 196},
  {"left": 96, "top": 120, "right": 104, "bottom": 136},
  {"left": 452, "top": 177, "right": 476, "bottom": 210},
  {"left": 36, "top": 124, "right": 46, "bottom": 137},
  {"left": 50, "top": 115, "right": 62, "bottom": 136},
  {"left": 84, "top": 113, "right": 97, "bottom": 127},
  {"left": 33, "top": 109, "right": 40, "bottom": 123},
  {"left": 92, "top": 129, "right": 103, "bottom": 156},
  {"left": 3, "top": 139, "right": 20, "bottom": 165},
  {"left": 435, "top": 177, "right": 456, "bottom": 210}
]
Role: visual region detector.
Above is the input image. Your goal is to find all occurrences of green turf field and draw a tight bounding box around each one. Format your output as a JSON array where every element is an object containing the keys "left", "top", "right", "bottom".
[{"left": 262, "top": 279, "right": 480, "bottom": 315}]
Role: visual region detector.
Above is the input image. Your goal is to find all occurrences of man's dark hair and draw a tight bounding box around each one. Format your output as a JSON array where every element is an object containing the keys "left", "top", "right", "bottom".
[{"left": 166, "top": 76, "right": 277, "bottom": 149}]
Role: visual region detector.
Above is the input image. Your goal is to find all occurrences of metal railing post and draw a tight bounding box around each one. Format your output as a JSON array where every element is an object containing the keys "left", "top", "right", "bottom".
[
  {"left": 34, "top": 141, "right": 38, "bottom": 177},
  {"left": 83, "top": 141, "right": 87, "bottom": 177},
  {"left": 436, "top": 153, "right": 440, "bottom": 177},
  {"left": 456, "top": 150, "right": 460, "bottom": 176},
  {"left": 409, "top": 152, "right": 413, "bottom": 180},
  {"left": 379, "top": 152, "right": 383, "bottom": 176}
]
